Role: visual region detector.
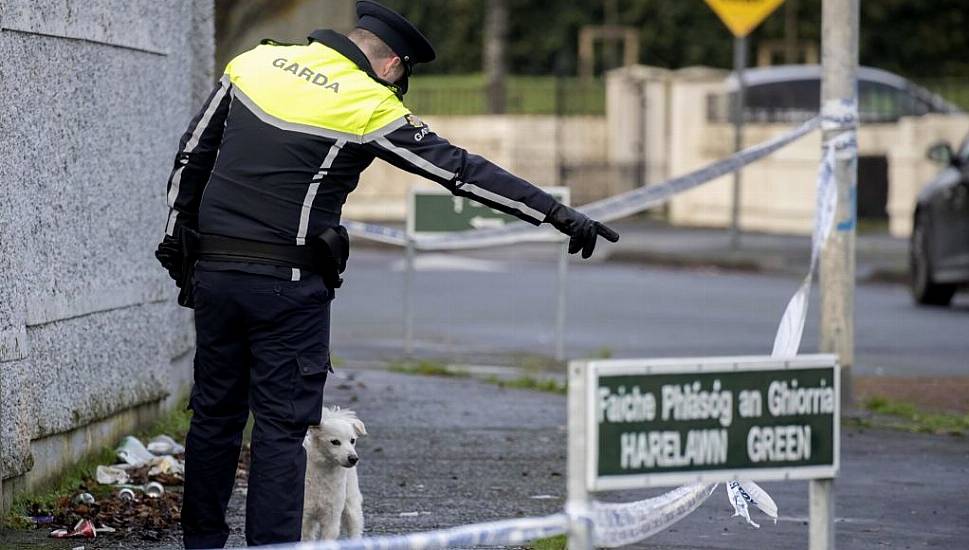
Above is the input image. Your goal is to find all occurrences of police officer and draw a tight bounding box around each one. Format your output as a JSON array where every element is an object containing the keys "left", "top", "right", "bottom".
[{"left": 156, "top": 1, "right": 619, "bottom": 547}]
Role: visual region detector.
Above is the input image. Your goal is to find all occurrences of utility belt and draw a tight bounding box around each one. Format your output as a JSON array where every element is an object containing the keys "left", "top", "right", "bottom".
[{"left": 176, "top": 227, "right": 349, "bottom": 308}]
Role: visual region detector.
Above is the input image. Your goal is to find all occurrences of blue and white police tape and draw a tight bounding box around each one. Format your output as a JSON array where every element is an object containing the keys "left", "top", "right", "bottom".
[
  {"left": 591, "top": 482, "right": 718, "bottom": 548},
  {"left": 342, "top": 220, "right": 409, "bottom": 247},
  {"left": 228, "top": 513, "right": 570, "bottom": 550},
  {"left": 725, "top": 480, "right": 779, "bottom": 529},
  {"left": 772, "top": 119, "right": 857, "bottom": 357},
  {"left": 344, "top": 116, "right": 822, "bottom": 251},
  {"left": 590, "top": 117, "right": 849, "bottom": 545},
  {"left": 579, "top": 116, "right": 821, "bottom": 224},
  {"left": 224, "top": 482, "right": 753, "bottom": 550}
]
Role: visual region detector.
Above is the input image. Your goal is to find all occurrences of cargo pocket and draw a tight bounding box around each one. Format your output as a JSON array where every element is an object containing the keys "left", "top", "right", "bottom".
[{"left": 292, "top": 352, "right": 331, "bottom": 425}]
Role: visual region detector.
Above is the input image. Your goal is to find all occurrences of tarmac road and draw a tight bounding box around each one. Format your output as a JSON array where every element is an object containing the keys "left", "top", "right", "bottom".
[
  {"left": 332, "top": 247, "right": 969, "bottom": 377},
  {"left": 3, "top": 369, "right": 966, "bottom": 549},
  {"left": 3, "top": 247, "right": 967, "bottom": 549}
]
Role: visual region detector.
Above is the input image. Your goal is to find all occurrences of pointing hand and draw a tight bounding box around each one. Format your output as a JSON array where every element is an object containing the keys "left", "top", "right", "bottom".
[{"left": 546, "top": 204, "right": 620, "bottom": 259}]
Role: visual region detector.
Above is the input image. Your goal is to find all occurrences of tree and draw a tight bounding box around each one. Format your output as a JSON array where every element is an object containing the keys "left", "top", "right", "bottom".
[
  {"left": 376, "top": 0, "right": 969, "bottom": 78},
  {"left": 483, "top": 0, "right": 509, "bottom": 113}
]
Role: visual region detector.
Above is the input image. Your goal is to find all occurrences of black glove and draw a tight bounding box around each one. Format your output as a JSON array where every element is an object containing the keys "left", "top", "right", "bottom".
[
  {"left": 546, "top": 204, "right": 620, "bottom": 259},
  {"left": 155, "top": 234, "right": 183, "bottom": 284}
]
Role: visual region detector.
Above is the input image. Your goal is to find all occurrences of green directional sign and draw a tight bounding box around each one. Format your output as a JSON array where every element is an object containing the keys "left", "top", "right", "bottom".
[
  {"left": 408, "top": 187, "right": 569, "bottom": 236},
  {"left": 584, "top": 355, "right": 839, "bottom": 490}
]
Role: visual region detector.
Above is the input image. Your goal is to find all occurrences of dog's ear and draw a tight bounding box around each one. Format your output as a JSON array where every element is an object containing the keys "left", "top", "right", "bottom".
[{"left": 351, "top": 418, "right": 367, "bottom": 437}]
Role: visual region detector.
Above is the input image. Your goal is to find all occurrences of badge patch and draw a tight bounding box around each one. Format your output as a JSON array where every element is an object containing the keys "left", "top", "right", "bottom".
[{"left": 405, "top": 114, "right": 424, "bottom": 128}]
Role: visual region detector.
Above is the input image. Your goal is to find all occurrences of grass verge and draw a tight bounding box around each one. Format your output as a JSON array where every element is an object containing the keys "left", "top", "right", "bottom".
[
  {"left": 406, "top": 74, "right": 605, "bottom": 116},
  {"left": 387, "top": 359, "right": 567, "bottom": 395},
  {"left": 388, "top": 359, "right": 469, "bottom": 378},
  {"left": 4, "top": 446, "right": 120, "bottom": 527},
  {"left": 859, "top": 395, "right": 969, "bottom": 435},
  {"left": 484, "top": 375, "right": 567, "bottom": 395},
  {"left": 5, "top": 397, "right": 193, "bottom": 526},
  {"left": 529, "top": 535, "right": 567, "bottom": 550}
]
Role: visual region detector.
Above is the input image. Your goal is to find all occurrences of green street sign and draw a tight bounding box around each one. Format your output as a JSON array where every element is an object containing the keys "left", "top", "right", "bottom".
[
  {"left": 583, "top": 355, "right": 839, "bottom": 490},
  {"left": 408, "top": 187, "right": 569, "bottom": 236}
]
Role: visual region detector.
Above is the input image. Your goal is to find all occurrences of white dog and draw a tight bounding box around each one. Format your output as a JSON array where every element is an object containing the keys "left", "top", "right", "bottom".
[{"left": 302, "top": 406, "right": 367, "bottom": 540}]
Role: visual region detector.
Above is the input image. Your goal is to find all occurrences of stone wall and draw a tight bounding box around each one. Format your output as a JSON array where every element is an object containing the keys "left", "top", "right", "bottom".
[{"left": 0, "top": 0, "right": 213, "bottom": 509}]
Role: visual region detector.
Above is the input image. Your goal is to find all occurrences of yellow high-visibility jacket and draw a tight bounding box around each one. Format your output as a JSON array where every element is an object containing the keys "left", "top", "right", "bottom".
[{"left": 163, "top": 29, "right": 558, "bottom": 278}]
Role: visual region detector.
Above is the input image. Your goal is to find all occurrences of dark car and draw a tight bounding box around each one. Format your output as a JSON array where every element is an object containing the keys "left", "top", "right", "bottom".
[
  {"left": 711, "top": 65, "right": 962, "bottom": 123},
  {"left": 910, "top": 132, "right": 969, "bottom": 306}
]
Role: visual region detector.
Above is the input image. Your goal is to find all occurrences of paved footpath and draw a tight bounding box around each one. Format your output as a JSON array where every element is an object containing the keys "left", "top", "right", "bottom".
[
  {"left": 4, "top": 368, "right": 966, "bottom": 549},
  {"left": 228, "top": 369, "right": 966, "bottom": 549}
]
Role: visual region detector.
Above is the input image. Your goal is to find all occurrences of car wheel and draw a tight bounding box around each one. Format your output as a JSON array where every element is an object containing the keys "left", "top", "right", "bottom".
[{"left": 910, "top": 212, "right": 956, "bottom": 306}]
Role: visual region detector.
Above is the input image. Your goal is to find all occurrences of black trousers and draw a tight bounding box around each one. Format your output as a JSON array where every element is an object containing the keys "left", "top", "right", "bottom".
[{"left": 182, "top": 267, "right": 332, "bottom": 548}]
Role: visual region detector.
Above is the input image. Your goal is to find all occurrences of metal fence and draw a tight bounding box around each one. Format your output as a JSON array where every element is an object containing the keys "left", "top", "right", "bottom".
[{"left": 405, "top": 77, "right": 605, "bottom": 116}]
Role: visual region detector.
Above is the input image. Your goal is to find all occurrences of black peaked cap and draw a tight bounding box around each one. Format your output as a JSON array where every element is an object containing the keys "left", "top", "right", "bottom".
[{"left": 356, "top": 0, "right": 436, "bottom": 64}]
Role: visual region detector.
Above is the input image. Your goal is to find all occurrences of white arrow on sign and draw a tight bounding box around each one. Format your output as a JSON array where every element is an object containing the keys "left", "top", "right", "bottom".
[{"left": 469, "top": 216, "right": 506, "bottom": 229}]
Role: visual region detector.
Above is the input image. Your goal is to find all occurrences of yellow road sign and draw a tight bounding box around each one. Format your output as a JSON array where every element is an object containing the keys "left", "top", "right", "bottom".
[{"left": 704, "top": 0, "right": 785, "bottom": 38}]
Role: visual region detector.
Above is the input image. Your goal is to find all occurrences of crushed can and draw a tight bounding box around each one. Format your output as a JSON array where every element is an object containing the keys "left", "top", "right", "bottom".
[
  {"left": 72, "top": 493, "right": 96, "bottom": 506},
  {"left": 143, "top": 481, "right": 165, "bottom": 498}
]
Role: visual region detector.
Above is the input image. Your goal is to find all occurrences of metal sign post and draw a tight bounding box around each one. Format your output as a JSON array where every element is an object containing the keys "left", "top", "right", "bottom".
[
  {"left": 566, "top": 361, "right": 593, "bottom": 550},
  {"left": 816, "top": 0, "right": 859, "bottom": 547},
  {"left": 730, "top": 36, "right": 747, "bottom": 250},
  {"left": 704, "top": 0, "right": 786, "bottom": 250},
  {"left": 403, "top": 236, "right": 416, "bottom": 356},
  {"left": 555, "top": 242, "right": 568, "bottom": 361},
  {"left": 407, "top": 188, "right": 570, "bottom": 360},
  {"left": 568, "top": 354, "right": 839, "bottom": 548}
]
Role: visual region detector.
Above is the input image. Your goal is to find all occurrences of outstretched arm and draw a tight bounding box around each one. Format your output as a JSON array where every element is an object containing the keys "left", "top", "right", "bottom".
[
  {"left": 364, "top": 113, "right": 557, "bottom": 225},
  {"left": 363, "top": 107, "right": 619, "bottom": 257}
]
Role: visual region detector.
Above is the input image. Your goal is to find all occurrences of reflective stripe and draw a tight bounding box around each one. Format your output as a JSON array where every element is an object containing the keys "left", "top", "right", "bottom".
[
  {"left": 166, "top": 166, "right": 186, "bottom": 209},
  {"left": 361, "top": 116, "right": 409, "bottom": 142},
  {"left": 373, "top": 137, "right": 456, "bottom": 181},
  {"left": 165, "top": 209, "right": 179, "bottom": 235},
  {"left": 296, "top": 140, "right": 345, "bottom": 246},
  {"left": 291, "top": 268, "right": 301, "bottom": 281},
  {"left": 372, "top": 137, "right": 546, "bottom": 222},
  {"left": 184, "top": 75, "right": 230, "bottom": 152},
  {"left": 457, "top": 182, "right": 547, "bottom": 223},
  {"left": 165, "top": 76, "right": 230, "bottom": 234},
  {"left": 231, "top": 86, "right": 369, "bottom": 143},
  {"left": 295, "top": 182, "right": 320, "bottom": 247}
]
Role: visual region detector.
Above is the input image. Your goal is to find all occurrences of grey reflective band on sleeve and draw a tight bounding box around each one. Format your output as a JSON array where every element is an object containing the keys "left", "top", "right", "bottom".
[
  {"left": 361, "top": 116, "right": 410, "bottom": 142},
  {"left": 165, "top": 75, "right": 231, "bottom": 235},
  {"left": 373, "top": 136, "right": 456, "bottom": 181},
  {"left": 165, "top": 208, "right": 180, "bottom": 235},
  {"left": 456, "top": 182, "right": 546, "bottom": 223},
  {"left": 296, "top": 140, "right": 345, "bottom": 246}
]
